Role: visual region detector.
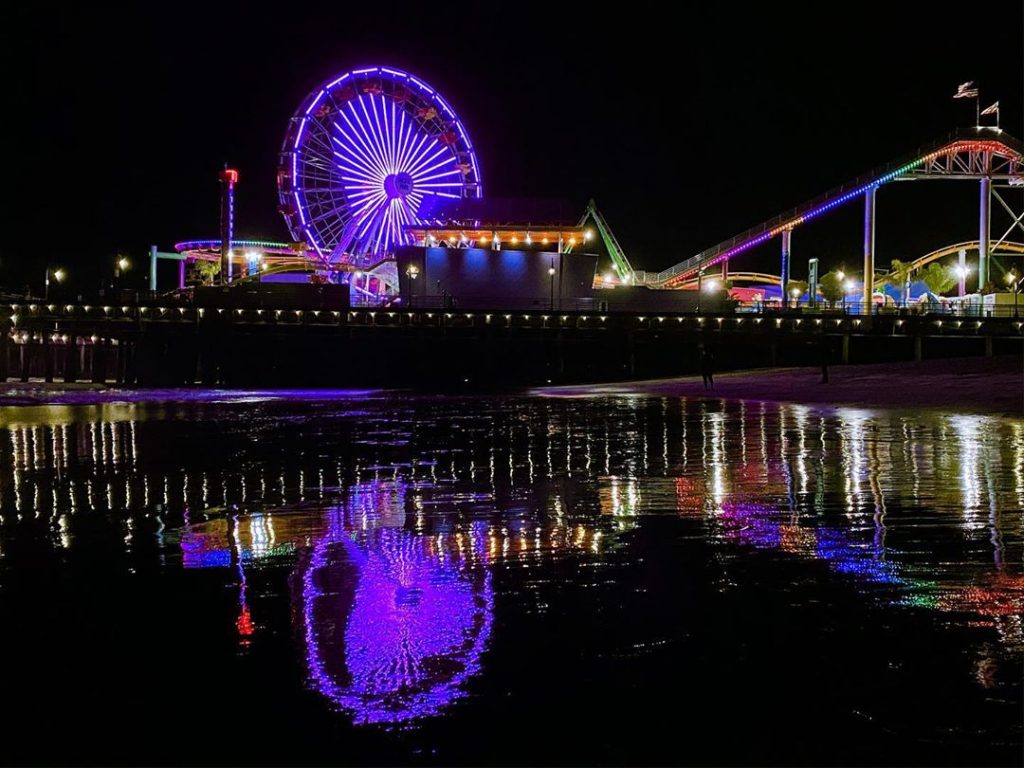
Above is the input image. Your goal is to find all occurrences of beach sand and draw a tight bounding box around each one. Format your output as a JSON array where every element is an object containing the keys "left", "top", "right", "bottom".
[{"left": 534, "top": 355, "right": 1024, "bottom": 417}]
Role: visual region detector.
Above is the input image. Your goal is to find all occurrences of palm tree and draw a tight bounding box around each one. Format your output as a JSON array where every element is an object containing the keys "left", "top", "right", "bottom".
[
  {"left": 888, "top": 258, "right": 914, "bottom": 305},
  {"left": 819, "top": 269, "right": 846, "bottom": 307},
  {"left": 920, "top": 262, "right": 956, "bottom": 296}
]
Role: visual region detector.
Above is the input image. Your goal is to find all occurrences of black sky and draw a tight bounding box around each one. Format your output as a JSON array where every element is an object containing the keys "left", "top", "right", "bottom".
[{"left": 3, "top": 2, "right": 1023, "bottom": 291}]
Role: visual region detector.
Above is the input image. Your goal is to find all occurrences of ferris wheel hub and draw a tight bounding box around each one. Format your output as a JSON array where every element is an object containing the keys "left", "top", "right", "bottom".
[{"left": 384, "top": 172, "right": 414, "bottom": 199}]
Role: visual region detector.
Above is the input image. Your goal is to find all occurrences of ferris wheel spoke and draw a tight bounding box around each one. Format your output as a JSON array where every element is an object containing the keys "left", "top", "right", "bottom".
[
  {"left": 391, "top": 101, "right": 403, "bottom": 177},
  {"left": 301, "top": 133, "right": 344, "bottom": 173},
  {"left": 416, "top": 189, "right": 461, "bottom": 199},
  {"left": 341, "top": 105, "right": 389, "bottom": 177},
  {"left": 358, "top": 97, "right": 393, "bottom": 176},
  {"left": 395, "top": 110, "right": 414, "bottom": 175},
  {"left": 374, "top": 200, "right": 394, "bottom": 254},
  {"left": 404, "top": 137, "right": 444, "bottom": 178},
  {"left": 352, "top": 193, "right": 388, "bottom": 227},
  {"left": 413, "top": 166, "right": 462, "bottom": 184},
  {"left": 367, "top": 95, "right": 392, "bottom": 174},
  {"left": 382, "top": 97, "right": 398, "bottom": 176},
  {"left": 334, "top": 117, "right": 387, "bottom": 179},
  {"left": 335, "top": 167, "right": 380, "bottom": 185},
  {"left": 406, "top": 143, "right": 449, "bottom": 179},
  {"left": 356, "top": 200, "right": 387, "bottom": 241},
  {"left": 399, "top": 131, "right": 431, "bottom": 178},
  {"left": 330, "top": 139, "right": 384, "bottom": 181},
  {"left": 382, "top": 96, "right": 399, "bottom": 175}
]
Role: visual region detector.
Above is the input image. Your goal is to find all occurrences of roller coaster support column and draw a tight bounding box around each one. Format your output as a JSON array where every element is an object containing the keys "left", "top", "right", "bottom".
[
  {"left": 780, "top": 229, "right": 792, "bottom": 296},
  {"left": 863, "top": 187, "right": 876, "bottom": 315},
  {"left": 979, "top": 174, "right": 991, "bottom": 290}
]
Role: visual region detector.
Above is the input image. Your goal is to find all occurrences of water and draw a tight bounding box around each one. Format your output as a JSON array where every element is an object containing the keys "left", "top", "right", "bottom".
[{"left": 0, "top": 391, "right": 1021, "bottom": 765}]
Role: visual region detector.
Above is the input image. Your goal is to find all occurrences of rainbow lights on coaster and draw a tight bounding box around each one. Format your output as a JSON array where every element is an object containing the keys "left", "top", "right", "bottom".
[
  {"left": 665, "top": 140, "right": 1018, "bottom": 286},
  {"left": 279, "top": 66, "right": 482, "bottom": 267}
]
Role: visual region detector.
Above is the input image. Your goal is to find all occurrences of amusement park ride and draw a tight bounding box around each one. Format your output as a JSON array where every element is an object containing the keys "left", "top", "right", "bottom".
[{"left": 166, "top": 65, "right": 1024, "bottom": 311}]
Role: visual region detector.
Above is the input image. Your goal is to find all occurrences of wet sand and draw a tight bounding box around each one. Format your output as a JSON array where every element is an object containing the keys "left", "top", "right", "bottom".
[{"left": 535, "top": 355, "right": 1024, "bottom": 416}]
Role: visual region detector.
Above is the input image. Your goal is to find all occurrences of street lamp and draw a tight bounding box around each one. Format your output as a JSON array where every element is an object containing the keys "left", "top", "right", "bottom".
[
  {"left": 548, "top": 261, "right": 556, "bottom": 310},
  {"left": 1007, "top": 270, "right": 1021, "bottom": 317},
  {"left": 45, "top": 266, "right": 66, "bottom": 300},
  {"left": 790, "top": 287, "right": 801, "bottom": 309},
  {"left": 955, "top": 264, "right": 970, "bottom": 297},
  {"left": 843, "top": 279, "right": 854, "bottom": 312},
  {"left": 405, "top": 264, "right": 419, "bottom": 307},
  {"left": 114, "top": 256, "right": 130, "bottom": 290},
  {"left": 836, "top": 270, "right": 845, "bottom": 282}
]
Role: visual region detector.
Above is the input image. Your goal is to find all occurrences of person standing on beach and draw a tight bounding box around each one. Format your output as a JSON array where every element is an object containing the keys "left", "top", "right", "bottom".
[{"left": 700, "top": 347, "right": 715, "bottom": 390}]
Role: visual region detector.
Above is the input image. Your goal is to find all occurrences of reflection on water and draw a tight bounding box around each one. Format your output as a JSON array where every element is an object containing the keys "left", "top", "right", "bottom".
[{"left": 0, "top": 394, "right": 1021, "bottom": 758}]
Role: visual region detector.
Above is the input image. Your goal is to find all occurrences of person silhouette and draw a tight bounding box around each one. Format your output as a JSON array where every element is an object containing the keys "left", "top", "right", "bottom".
[{"left": 700, "top": 347, "right": 715, "bottom": 390}]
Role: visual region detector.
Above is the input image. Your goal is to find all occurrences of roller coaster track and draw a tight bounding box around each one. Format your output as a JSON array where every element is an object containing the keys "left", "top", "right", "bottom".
[
  {"left": 639, "top": 128, "right": 1024, "bottom": 288},
  {"left": 893, "top": 240, "right": 1024, "bottom": 273}
]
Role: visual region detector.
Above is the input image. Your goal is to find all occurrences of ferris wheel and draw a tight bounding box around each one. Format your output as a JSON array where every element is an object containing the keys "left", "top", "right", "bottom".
[{"left": 278, "top": 66, "right": 482, "bottom": 267}]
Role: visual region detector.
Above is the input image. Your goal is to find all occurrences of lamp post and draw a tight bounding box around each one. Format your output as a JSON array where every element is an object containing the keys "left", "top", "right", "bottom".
[
  {"left": 955, "top": 264, "right": 969, "bottom": 298},
  {"left": 843, "top": 279, "right": 854, "bottom": 312},
  {"left": 405, "top": 264, "right": 419, "bottom": 307},
  {"left": 45, "top": 266, "right": 66, "bottom": 301},
  {"left": 114, "top": 256, "right": 129, "bottom": 290},
  {"left": 1007, "top": 270, "right": 1021, "bottom": 317},
  {"left": 790, "top": 287, "right": 801, "bottom": 309},
  {"left": 548, "top": 261, "right": 556, "bottom": 311}
]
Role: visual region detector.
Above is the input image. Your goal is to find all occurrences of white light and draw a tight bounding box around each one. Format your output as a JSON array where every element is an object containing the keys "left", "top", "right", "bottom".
[
  {"left": 603, "top": 273, "right": 614, "bottom": 284},
  {"left": 704, "top": 279, "right": 718, "bottom": 293}
]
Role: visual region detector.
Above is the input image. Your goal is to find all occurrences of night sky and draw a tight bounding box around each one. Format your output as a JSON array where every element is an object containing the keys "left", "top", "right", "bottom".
[{"left": 3, "top": 2, "right": 1023, "bottom": 291}]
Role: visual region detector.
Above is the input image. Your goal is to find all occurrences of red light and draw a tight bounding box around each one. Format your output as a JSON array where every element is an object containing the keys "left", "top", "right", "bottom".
[{"left": 220, "top": 168, "right": 239, "bottom": 184}]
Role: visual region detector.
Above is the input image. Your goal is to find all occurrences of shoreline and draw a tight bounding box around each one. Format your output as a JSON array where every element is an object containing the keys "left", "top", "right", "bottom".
[
  {"left": 1, "top": 356, "right": 1021, "bottom": 416},
  {"left": 533, "top": 355, "right": 1024, "bottom": 417}
]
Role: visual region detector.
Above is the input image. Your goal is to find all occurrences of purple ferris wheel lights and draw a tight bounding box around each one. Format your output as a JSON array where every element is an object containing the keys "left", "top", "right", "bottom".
[{"left": 279, "top": 66, "right": 482, "bottom": 271}]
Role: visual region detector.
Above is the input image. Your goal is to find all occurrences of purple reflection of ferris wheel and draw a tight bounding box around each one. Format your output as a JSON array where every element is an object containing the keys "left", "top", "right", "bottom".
[{"left": 278, "top": 66, "right": 482, "bottom": 266}]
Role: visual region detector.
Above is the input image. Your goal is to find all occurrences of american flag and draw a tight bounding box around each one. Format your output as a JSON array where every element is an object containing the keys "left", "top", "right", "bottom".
[
  {"left": 954, "top": 81, "right": 979, "bottom": 99},
  {"left": 981, "top": 101, "right": 999, "bottom": 116}
]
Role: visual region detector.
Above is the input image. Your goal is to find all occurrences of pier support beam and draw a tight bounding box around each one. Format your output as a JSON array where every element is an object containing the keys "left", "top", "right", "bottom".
[
  {"left": 863, "top": 187, "right": 876, "bottom": 314},
  {"left": 780, "top": 229, "right": 792, "bottom": 296},
  {"left": 979, "top": 175, "right": 991, "bottom": 291},
  {"left": 150, "top": 245, "right": 158, "bottom": 292}
]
